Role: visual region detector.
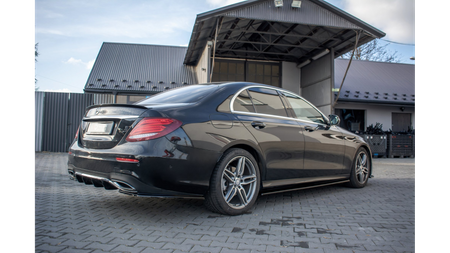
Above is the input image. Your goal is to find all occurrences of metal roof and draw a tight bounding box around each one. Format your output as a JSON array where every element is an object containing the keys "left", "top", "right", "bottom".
[
  {"left": 84, "top": 42, "right": 197, "bottom": 94},
  {"left": 334, "top": 59, "right": 415, "bottom": 105},
  {"left": 184, "top": 0, "right": 385, "bottom": 66}
]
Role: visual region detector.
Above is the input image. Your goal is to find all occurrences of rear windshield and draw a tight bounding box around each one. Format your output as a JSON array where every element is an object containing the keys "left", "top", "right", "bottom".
[{"left": 136, "top": 85, "right": 218, "bottom": 105}]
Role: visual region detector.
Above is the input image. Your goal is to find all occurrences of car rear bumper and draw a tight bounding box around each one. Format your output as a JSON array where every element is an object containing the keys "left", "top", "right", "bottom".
[
  {"left": 67, "top": 128, "right": 221, "bottom": 197},
  {"left": 68, "top": 163, "right": 203, "bottom": 198}
]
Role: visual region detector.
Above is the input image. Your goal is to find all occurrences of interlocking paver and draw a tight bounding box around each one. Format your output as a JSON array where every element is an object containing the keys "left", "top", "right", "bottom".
[{"left": 35, "top": 153, "right": 414, "bottom": 253}]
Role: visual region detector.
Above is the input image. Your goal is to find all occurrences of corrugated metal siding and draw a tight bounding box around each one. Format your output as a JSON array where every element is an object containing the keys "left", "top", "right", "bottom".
[
  {"left": 85, "top": 43, "right": 197, "bottom": 93},
  {"left": 67, "top": 93, "right": 93, "bottom": 149},
  {"left": 224, "top": 0, "right": 361, "bottom": 30},
  {"left": 42, "top": 92, "right": 70, "bottom": 152},
  {"left": 37, "top": 92, "right": 96, "bottom": 152},
  {"left": 93, "top": 93, "right": 115, "bottom": 104},
  {"left": 35, "top": 92, "right": 45, "bottom": 152}
]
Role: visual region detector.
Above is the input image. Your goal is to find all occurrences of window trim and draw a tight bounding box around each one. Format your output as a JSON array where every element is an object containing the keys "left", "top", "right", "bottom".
[{"left": 230, "top": 85, "right": 329, "bottom": 126}]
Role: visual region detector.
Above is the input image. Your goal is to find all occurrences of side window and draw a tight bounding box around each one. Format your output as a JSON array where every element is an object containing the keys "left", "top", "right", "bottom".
[
  {"left": 232, "top": 90, "right": 255, "bottom": 113},
  {"left": 283, "top": 93, "right": 325, "bottom": 124},
  {"left": 248, "top": 88, "right": 287, "bottom": 117}
]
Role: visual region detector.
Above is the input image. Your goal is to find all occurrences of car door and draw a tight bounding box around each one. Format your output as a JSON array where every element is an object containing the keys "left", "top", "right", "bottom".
[
  {"left": 231, "top": 87, "right": 306, "bottom": 183},
  {"left": 281, "top": 92, "right": 345, "bottom": 178}
]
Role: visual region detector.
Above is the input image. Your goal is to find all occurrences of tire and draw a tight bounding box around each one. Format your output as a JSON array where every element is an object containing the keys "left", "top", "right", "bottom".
[
  {"left": 205, "top": 148, "right": 260, "bottom": 215},
  {"left": 348, "top": 147, "right": 371, "bottom": 188}
]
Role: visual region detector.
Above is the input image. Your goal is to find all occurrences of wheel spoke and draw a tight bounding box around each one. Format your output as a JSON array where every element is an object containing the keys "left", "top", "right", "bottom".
[
  {"left": 355, "top": 167, "right": 362, "bottom": 175},
  {"left": 225, "top": 187, "right": 237, "bottom": 203},
  {"left": 236, "top": 157, "right": 246, "bottom": 176},
  {"left": 241, "top": 175, "right": 256, "bottom": 185},
  {"left": 360, "top": 154, "right": 367, "bottom": 167},
  {"left": 358, "top": 156, "right": 363, "bottom": 167},
  {"left": 237, "top": 186, "right": 248, "bottom": 206},
  {"left": 362, "top": 166, "right": 369, "bottom": 174},
  {"left": 223, "top": 168, "right": 235, "bottom": 183}
]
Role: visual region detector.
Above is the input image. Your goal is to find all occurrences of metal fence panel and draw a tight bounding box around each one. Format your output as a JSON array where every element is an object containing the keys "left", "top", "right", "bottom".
[
  {"left": 67, "top": 93, "right": 93, "bottom": 151},
  {"left": 42, "top": 92, "right": 70, "bottom": 152},
  {"left": 35, "top": 92, "right": 45, "bottom": 152},
  {"left": 36, "top": 92, "right": 116, "bottom": 152}
]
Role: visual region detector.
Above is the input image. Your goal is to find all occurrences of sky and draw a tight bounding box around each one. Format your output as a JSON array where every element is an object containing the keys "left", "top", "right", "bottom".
[{"left": 34, "top": 0, "right": 416, "bottom": 93}]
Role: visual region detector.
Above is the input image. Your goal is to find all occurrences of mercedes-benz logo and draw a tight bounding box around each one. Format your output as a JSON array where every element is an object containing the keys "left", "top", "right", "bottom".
[{"left": 95, "top": 107, "right": 101, "bottom": 115}]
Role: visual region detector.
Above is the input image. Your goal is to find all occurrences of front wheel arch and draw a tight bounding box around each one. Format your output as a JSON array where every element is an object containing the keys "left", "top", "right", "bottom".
[
  {"left": 348, "top": 147, "right": 371, "bottom": 188},
  {"left": 359, "top": 144, "right": 373, "bottom": 178}
]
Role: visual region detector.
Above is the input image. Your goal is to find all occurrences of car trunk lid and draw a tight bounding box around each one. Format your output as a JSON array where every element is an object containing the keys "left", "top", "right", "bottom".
[{"left": 80, "top": 104, "right": 148, "bottom": 149}]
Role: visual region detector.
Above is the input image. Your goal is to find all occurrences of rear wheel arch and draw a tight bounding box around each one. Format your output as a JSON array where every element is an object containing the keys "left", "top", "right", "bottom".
[
  {"left": 219, "top": 143, "right": 266, "bottom": 182},
  {"left": 205, "top": 147, "right": 261, "bottom": 215}
]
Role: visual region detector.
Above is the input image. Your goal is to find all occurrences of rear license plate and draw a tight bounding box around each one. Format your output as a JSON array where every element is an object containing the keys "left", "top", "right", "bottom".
[{"left": 87, "top": 122, "right": 114, "bottom": 135}]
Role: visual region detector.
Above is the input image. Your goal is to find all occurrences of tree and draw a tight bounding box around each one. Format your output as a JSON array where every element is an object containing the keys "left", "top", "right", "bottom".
[
  {"left": 339, "top": 39, "right": 401, "bottom": 63},
  {"left": 31, "top": 44, "right": 39, "bottom": 91}
]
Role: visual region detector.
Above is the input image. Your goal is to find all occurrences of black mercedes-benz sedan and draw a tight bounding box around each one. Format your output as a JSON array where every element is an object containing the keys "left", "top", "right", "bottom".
[{"left": 68, "top": 82, "right": 372, "bottom": 215}]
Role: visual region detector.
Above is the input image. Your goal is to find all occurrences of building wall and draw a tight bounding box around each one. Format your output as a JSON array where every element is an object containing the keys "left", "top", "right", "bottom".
[
  {"left": 281, "top": 61, "right": 301, "bottom": 95},
  {"left": 195, "top": 43, "right": 211, "bottom": 84},
  {"left": 300, "top": 51, "right": 334, "bottom": 116},
  {"left": 335, "top": 103, "right": 415, "bottom": 132}
]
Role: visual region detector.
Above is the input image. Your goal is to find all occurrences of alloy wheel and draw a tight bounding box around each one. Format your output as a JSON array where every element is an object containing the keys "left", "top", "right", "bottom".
[
  {"left": 355, "top": 151, "right": 369, "bottom": 184},
  {"left": 221, "top": 156, "right": 257, "bottom": 209}
]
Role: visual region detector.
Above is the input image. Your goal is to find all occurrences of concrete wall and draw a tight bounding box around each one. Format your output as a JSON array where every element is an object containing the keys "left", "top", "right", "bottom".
[
  {"left": 281, "top": 61, "right": 301, "bottom": 95},
  {"left": 195, "top": 43, "right": 211, "bottom": 84},
  {"left": 300, "top": 50, "right": 334, "bottom": 116}
]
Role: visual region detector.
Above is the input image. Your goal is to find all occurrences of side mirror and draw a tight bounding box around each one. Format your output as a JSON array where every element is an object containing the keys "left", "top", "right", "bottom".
[{"left": 329, "top": 114, "right": 340, "bottom": 126}]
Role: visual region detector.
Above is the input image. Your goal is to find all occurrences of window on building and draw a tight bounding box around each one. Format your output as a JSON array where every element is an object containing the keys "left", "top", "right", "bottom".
[
  {"left": 247, "top": 62, "right": 280, "bottom": 87},
  {"left": 211, "top": 60, "right": 280, "bottom": 87},
  {"left": 212, "top": 61, "right": 245, "bottom": 82}
]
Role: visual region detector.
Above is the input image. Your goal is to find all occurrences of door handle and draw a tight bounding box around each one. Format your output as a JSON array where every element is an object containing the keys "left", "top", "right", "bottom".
[
  {"left": 251, "top": 121, "right": 266, "bottom": 129},
  {"left": 305, "top": 126, "right": 318, "bottom": 132}
]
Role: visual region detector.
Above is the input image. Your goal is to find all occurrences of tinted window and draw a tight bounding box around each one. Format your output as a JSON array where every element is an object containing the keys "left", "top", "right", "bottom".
[
  {"left": 283, "top": 93, "right": 325, "bottom": 124},
  {"left": 136, "top": 85, "right": 218, "bottom": 104},
  {"left": 247, "top": 88, "right": 287, "bottom": 117},
  {"left": 232, "top": 90, "right": 255, "bottom": 113}
]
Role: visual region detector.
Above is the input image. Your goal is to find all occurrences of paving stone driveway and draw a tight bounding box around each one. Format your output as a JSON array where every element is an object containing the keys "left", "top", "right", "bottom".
[{"left": 35, "top": 153, "right": 414, "bottom": 253}]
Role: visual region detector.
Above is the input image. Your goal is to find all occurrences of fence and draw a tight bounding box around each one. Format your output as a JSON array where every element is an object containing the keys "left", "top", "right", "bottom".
[{"left": 35, "top": 92, "right": 114, "bottom": 152}]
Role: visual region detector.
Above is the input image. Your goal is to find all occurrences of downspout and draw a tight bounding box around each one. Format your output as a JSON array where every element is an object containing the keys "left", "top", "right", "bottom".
[{"left": 332, "top": 30, "right": 361, "bottom": 108}]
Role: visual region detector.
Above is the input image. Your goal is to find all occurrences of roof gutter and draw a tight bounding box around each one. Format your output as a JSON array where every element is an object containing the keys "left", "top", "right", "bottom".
[{"left": 336, "top": 98, "right": 415, "bottom": 106}]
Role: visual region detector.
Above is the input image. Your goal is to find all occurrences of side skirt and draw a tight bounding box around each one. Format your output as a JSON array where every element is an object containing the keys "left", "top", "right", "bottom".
[{"left": 260, "top": 179, "right": 350, "bottom": 196}]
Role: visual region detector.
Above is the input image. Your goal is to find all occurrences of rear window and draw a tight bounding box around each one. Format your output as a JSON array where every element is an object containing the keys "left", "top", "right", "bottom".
[{"left": 136, "top": 85, "right": 218, "bottom": 104}]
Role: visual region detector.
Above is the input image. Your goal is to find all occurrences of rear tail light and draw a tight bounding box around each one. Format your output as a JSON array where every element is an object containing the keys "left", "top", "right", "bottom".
[
  {"left": 116, "top": 157, "right": 139, "bottom": 163},
  {"left": 126, "top": 117, "right": 182, "bottom": 142}
]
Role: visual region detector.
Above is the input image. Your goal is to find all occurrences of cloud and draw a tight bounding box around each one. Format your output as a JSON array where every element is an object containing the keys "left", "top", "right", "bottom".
[
  {"left": 206, "top": 0, "right": 245, "bottom": 7},
  {"left": 64, "top": 57, "right": 95, "bottom": 70},
  {"left": 42, "top": 88, "right": 72, "bottom": 93},
  {"left": 343, "top": 0, "right": 415, "bottom": 43},
  {"left": 35, "top": 28, "right": 65, "bottom": 36}
]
